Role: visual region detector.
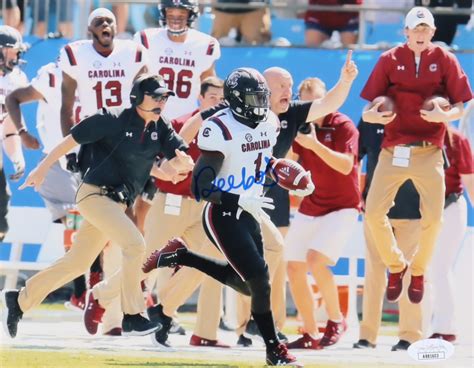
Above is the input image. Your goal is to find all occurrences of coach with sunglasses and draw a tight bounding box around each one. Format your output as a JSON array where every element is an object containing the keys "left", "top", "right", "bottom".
[{"left": 2, "top": 74, "right": 194, "bottom": 339}]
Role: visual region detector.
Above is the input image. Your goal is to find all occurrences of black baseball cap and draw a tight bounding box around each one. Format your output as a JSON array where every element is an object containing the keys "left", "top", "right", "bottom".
[{"left": 141, "top": 75, "right": 175, "bottom": 97}]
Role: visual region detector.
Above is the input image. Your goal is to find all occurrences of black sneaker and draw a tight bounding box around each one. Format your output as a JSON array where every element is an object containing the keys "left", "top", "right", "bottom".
[
  {"left": 237, "top": 334, "right": 253, "bottom": 347},
  {"left": 244, "top": 318, "right": 285, "bottom": 344},
  {"left": 391, "top": 339, "right": 411, "bottom": 351},
  {"left": 121, "top": 314, "right": 160, "bottom": 336},
  {"left": 148, "top": 304, "right": 173, "bottom": 347},
  {"left": 353, "top": 339, "right": 376, "bottom": 349},
  {"left": 169, "top": 318, "right": 186, "bottom": 335},
  {"left": 2, "top": 289, "right": 23, "bottom": 338},
  {"left": 277, "top": 331, "right": 289, "bottom": 344},
  {"left": 219, "top": 317, "right": 235, "bottom": 332},
  {"left": 243, "top": 318, "right": 264, "bottom": 342},
  {"left": 266, "top": 343, "right": 301, "bottom": 366}
]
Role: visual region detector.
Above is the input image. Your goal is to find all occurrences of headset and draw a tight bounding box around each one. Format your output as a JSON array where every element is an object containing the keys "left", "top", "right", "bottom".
[{"left": 129, "top": 74, "right": 153, "bottom": 107}]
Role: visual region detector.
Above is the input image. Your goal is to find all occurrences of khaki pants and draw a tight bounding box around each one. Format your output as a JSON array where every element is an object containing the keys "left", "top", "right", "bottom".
[
  {"left": 212, "top": 8, "right": 271, "bottom": 44},
  {"left": 360, "top": 220, "right": 423, "bottom": 344},
  {"left": 235, "top": 215, "right": 286, "bottom": 335},
  {"left": 146, "top": 193, "right": 225, "bottom": 340},
  {"left": 365, "top": 146, "right": 445, "bottom": 275},
  {"left": 18, "top": 183, "right": 145, "bottom": 315},
  {"left": 92, "top": 192, "right": 224, "bottom": 339},
  {"left": 101, "top": 242, "right": 123, "bottom": 333}
]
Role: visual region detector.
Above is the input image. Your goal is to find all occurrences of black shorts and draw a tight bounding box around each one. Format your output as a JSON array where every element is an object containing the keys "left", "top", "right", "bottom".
[
  {"left": 202, "top": 202, "right": 266, "bottom": 281},
  {"left": 264, "top": 184, "right": 290, "bottom": 227}
]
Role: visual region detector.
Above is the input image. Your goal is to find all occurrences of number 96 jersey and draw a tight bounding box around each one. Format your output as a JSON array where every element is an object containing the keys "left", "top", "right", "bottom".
[
  {"left": 58, "top": 39, "right": 149, "bottom": 119},
  {"left": 135, "top": 28, "right": 220, "bottom": 120}
]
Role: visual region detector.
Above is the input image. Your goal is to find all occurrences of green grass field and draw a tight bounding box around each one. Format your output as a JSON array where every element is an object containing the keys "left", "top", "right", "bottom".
[
  {"left": 0, "top": 304, "right": 454, "bottom": 368},
  {"left": 1, "top": 349, "right": 419, "bottom": 368}
]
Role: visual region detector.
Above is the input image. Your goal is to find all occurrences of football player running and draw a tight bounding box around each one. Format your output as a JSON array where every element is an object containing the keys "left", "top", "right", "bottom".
[{"left": 143, "top": 68, "right": 301, "bottom": 367}]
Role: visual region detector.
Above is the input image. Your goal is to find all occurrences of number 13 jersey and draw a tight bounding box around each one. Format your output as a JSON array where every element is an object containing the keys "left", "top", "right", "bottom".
[
  {"left": 135, "top": 28, "right": 220, "bottom": 120},
  {"left": 58, "top": 39, "right": 149, "bottom": 119}
]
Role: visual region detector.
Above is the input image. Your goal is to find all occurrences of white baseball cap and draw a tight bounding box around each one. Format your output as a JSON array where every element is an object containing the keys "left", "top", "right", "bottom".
[
  {"left": 88, "top": 8, "right": 116, "bottom": 27},
  {"left": 405, "top": 7, "right": 435, "bottom": 29}
]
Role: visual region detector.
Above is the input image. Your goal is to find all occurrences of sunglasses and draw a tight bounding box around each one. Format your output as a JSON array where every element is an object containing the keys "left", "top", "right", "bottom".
[{"left": 149, "top": 95, "right": 169, "bottom": 103}]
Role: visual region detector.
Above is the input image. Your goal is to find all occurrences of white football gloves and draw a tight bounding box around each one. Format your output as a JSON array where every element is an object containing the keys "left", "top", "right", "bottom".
[{"left": 237, "top": 195, "right": 275, "bottom": 223}]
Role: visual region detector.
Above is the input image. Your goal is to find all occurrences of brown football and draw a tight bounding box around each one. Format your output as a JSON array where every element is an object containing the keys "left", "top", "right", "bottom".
[
  {"left": 371, "top": 96, "right": 395, "bottom": 114},
  {"left": 422, "top": 96, "right": 451, "bottom": 111},
  {"left": 269, "top": 158, "right": 312, "bottom": 192}
]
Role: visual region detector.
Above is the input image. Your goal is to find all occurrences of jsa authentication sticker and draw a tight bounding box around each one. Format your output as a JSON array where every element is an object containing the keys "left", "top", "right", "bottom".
[{"left": 408, "top": 338, "right": 454, "bottom": 363}]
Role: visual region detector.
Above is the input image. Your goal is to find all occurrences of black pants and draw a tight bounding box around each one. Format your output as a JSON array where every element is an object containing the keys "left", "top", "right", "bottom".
[
  {"left": 202, "top": 202, "right": 267, "bottom": 281},
  {"left": 178, "top": 201, "right": 278, "bottom": 346}
]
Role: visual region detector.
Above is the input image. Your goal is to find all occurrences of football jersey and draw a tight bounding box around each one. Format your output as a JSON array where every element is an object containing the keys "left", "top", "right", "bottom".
[
  {"left": 197, "top": 108, "right": 279, "bottom": 198},
  {"left": 0, "top": 67, "right": 28, "bottom": 139},
  {"left": 31, "top": 62, "right": 81, "bottom": 154},
  {"left": 135, "top": 28, "right": 220, "bottom": 119},
  {"left": 58, "top": 39, "right": 149, "bottom": 119}
]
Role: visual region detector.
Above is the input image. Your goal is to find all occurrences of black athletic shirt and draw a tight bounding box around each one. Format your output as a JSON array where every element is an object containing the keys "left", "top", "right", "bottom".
[{"left": 71, "top": 107, "right": 187, "bottom": 202}]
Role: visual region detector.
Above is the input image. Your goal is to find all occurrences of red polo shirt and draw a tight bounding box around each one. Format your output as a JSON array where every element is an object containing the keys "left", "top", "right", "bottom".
[
  {"left": 361, "top": 44, "right": 473, "bottom": 149},
  {"left": 293, "top": 112, "right": 361, "bottom": 217},
  {"left": 154, "top": 110, "right": 201, "bottom": 196},
  {"left": 445, "top": 128, "right": 474, "bottom": 196}
]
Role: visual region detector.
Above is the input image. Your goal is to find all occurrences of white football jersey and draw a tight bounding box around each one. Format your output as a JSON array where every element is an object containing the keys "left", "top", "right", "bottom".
[
  {"left": 0, "top": 67, "right": 28, "bottom": 139},
  {"left": 31, "top": 62, "right": 81, "bottom": 153},
  {"left": 198, "top": 108, "right": 280, "bottom": 198},
  {"left": 134, "top": 28, "right": 220, "bottom": 120},
  {"left": 58, "top": 39, "right": 149, "bottom": 119}
]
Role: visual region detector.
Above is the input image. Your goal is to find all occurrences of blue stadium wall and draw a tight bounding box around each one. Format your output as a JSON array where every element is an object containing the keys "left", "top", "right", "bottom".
[{"left": 7, "top": 36, "right": 474, "bottom": 227}]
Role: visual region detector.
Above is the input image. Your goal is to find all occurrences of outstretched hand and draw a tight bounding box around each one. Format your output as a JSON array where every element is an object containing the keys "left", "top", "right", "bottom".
[
  {"left": 171, "top": 149, "right": 194, "bottom": 173},
  {"left": 340, "top": 50, "right": 358, "bottom": 83},
  {"left": 19, "top": 167, "right": 46, "bottom": 191}
]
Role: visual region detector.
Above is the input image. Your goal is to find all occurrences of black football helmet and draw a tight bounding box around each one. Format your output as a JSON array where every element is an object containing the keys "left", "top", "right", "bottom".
[
  {"left": 158, "top": 0, "right": 199, "bottom": 35},
  {"left": 224, "top": 68, "right": 271, "bottom": 123},
  {"left": 0, "top": 25, "right": 25, "bottom": 74}
]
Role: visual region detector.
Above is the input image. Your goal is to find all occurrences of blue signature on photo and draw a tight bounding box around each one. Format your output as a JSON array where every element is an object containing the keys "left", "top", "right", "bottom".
[{"left": 193, "top": 157, "right": 278, "bottom": 201}]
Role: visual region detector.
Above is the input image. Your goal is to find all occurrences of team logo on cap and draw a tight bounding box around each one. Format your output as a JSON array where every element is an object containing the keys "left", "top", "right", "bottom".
[{"left": 417, "top": 10, "right": 425, "bottom": 18}]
